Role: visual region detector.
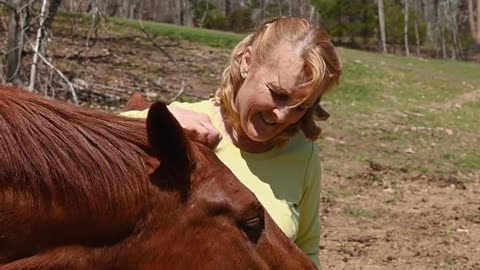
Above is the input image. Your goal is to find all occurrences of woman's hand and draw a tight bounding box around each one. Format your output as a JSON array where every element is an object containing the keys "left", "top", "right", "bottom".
[{"left": 168, "top": 105, "right": 222, "bottom": 149}]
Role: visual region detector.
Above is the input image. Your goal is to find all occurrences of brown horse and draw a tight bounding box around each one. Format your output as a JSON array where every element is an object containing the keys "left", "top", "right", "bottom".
[{"left": 0, "top": 86, "right": 316, "bottom": 270}]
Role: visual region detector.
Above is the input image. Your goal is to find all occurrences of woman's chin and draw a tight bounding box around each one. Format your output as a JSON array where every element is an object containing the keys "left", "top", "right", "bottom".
[{"left": 245, "top": 127, "right": 276, "bottom": 143}]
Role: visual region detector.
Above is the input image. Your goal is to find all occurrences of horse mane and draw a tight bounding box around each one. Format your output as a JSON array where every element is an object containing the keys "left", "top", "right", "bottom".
[{"left": 0, "top": 87, "right": 152, "bottom": 212}]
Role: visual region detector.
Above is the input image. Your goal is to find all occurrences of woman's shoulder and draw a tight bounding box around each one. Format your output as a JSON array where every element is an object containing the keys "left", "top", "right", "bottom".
[
  {"left": 282, "top": 132, "right": 319, "bottom": 158},
  {"left": 170, "top": 99, "right": 214, "bottom": 114},
  {"left": 283, "top": 133, "right": 321, "bottom": 180}
]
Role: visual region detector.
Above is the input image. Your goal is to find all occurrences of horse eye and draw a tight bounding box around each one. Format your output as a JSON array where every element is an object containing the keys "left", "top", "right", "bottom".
[
  {"left": 240, "top": 216, "right": 264, "bottom": 243},
  {"left": 244, "top": 217, "right": 261, "bottom": 229}
]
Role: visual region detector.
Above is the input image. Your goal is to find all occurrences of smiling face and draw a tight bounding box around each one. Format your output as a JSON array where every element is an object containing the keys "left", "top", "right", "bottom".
[{"left": 235, "top": 43, "right": 320, "bottom": 143}]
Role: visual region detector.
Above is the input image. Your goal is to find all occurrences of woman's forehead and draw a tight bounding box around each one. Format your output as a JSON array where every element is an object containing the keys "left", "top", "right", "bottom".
[
  {"left": 262, "top": 63, "right": 315, "bottom": 95},
  {"left": 254, "top": 43, "right": 320, "bottom": 105},
  {"left": 262, "top": 55, "right": 304, "bottom": 85}
]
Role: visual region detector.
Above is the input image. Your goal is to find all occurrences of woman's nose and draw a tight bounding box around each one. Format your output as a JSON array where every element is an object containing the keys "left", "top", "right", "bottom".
[{"left": 272, "top": 107, "right": 293, "bottom": 123}]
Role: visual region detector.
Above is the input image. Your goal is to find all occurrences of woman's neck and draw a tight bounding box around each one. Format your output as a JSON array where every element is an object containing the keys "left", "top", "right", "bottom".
[{"left": 230, "top": 127, "right": 274, "bottom": 153}]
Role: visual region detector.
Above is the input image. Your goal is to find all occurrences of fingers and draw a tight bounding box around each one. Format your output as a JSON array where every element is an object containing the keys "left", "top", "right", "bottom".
[
  {"left": 186, "top": 123, "right": 222, "bottom": 149},
  {"left": 202, "top": 123, "right": 223, "bottom": 149},
  {"left": 167, "top": 105, "right": 222, "bottom": 149}
]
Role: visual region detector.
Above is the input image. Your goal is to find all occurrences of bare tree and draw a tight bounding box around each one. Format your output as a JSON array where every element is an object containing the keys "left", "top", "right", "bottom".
[
  {"left": 403, "top": 0, "right": 410, "bottom": 56},
  {"left": 198, "top": 1, "right": 209, "bottom": 28},
  {"left": 422, "top": 0, "right": 434, "bottom": 44},
  {"left": 436, "top": 2, "right": 447, "bottom": 59},
  {"left": 29, "top": 0, "right": 48, "bottom": 91},
  {"left": 260, "top": 0, "right": 268, "bottom": 21},
  {"left": 2, "top": 0, "right": 30, "bottom": 83},
  {"left": 377, "top": 0, "right": 387, "bottom": 53},
  {"left": 446, "top": 0, "right": 462, "bottom": 59},
  {"left": 468, "top": 0, "right": 480, "bottom": 44},
  {"left": 138, "top": 18, "right": 186, "bottom": 102},
  {"left": 413, "top": 0, "right": 421, "bottom": 56},
  {"left": 41, "top": 0, "right": 61, "bottom": 54},
  {"left": 178, "top": 0, "right": 193, "bottom": 26}
]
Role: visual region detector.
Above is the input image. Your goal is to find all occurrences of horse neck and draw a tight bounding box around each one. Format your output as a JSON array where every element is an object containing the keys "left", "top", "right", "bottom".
[{"left": 0, "top": 88, "right": 151, "bottom": 213}]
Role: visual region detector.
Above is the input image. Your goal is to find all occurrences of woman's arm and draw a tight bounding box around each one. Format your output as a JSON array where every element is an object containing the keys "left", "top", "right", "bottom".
[
  {"left": 295, "top": 143, "right": 322, "bottom": 269},
  {"left": 120, "top": 102, "right": 222, "bottom": 149},
  {"left": 167, "top": 105, "right": 222, "bottom": 149}
]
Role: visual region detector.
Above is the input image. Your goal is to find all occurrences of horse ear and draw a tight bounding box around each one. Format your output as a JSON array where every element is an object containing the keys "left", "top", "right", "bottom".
[
  {"left": 146, "top": 102, "right": 193, "bottom": 180},
  {"left": 126, "top": 93, "right": 151, "bottom": 111}
]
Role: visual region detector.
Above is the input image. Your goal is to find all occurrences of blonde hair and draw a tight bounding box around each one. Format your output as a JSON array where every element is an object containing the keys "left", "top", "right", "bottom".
[{"left": 214, "top": 17, "right": 342, "bottom": 145}]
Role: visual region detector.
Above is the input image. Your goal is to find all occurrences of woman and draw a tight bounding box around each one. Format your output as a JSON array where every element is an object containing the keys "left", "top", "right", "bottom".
[{"left": 123, "top": 17, "right": 342, "bottom": 269}]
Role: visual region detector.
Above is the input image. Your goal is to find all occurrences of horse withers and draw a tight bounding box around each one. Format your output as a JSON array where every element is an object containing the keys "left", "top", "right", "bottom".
[{"left": 0, "top": 86, "right": 317, "bottom": 269}]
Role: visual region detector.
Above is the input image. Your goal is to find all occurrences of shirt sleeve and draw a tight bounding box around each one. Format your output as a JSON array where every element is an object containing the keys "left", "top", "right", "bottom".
[
  {"left": 169, "top": 100, "right": 210, "bottom": 112},
  {"left": 295, "top": 142, "right": 322, "bottom": 269},
  {"left": 119, "top": 109, "right": 149, "bottom": 119},
  {"left": 119, "top": 101, "right": 196, "bottom": 119}
]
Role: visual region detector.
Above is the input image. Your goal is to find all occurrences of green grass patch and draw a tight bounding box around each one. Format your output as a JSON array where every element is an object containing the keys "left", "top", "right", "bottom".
[
  {"left": 52, "top": 11, "right": 245, "bottom": 49},
  {"left": 444, "top": 151, "right": 480, "bottom": 171},
  {"left": 110, "top": 18, "right": 245, "bottom": 48},
  {"left": 323, "top": 47, "right": 479, "bottom": 178},
  {"left": 328, "top": 48, "right": 480, "bottom": 113},
  {"left": 327, "top": 188, "right": 353, "bottom": 199}
]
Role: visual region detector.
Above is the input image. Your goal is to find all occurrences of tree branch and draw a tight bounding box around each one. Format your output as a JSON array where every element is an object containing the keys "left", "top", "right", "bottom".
[
  {"left": 29, "top": 0, "right": 48, "bottom": 91},
  {"left": 27, "top": 39, "right": 79, "bottom": 105},
  {"left": 138, "top": 19, "right": 186, "bottom": 102},
  {"left": 0, "top": 0, "right": 15, "bottom": 11}
]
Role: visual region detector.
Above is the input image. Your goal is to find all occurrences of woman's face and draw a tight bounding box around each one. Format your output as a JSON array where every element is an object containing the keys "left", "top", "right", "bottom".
[{"left": 235, "top": 43, "right": 320, "bottom": 143}]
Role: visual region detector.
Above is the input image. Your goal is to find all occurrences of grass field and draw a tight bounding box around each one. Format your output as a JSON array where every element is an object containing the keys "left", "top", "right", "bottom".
[{"left": 325, "top": 47, "right": 480, "bottom": 178}]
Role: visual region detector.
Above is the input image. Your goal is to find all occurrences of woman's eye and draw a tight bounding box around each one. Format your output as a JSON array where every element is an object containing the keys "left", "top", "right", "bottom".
[
  {"left": 268, "top": 88, "right": 288, "bottom": 101},
  {"left": 268, "top": 87, "right": 278, "bottom": 96}
]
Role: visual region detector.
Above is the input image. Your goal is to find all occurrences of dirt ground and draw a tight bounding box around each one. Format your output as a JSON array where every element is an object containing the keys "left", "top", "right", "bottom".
[{"left": 3, "top": 23, "right": 480, "bottom": 270}]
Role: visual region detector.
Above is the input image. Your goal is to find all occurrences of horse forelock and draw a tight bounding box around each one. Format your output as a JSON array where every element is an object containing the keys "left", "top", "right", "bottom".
[{"left": 0, "top": 88, "right": 152, "bottom": 214}]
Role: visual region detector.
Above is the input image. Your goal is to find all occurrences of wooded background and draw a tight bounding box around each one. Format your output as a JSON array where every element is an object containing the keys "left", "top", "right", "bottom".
[{"left": 57, "top": 0, "right": 480, "bottom": 57}]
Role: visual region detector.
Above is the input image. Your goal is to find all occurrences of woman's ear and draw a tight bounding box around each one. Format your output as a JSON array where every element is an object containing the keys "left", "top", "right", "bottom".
[{"left": 241, "top": 46, "right": 253, "bottom": 72}]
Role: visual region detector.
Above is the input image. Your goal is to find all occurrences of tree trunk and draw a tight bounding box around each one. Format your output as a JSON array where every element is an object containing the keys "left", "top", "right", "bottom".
[
  {"left": 261, "top": 0, "right": 267, "bottom": 21},
  {"left": 403, "top": 0, "right": 410, "bottom": 56},
  {"left": 225, "top": 0, "right": 231, "bottom": 16},
  {"left": 288, "top": 0, "right": 292, "bottom": 16},
  {"left": 414, "top": 13, "right": 421, "bottom": 56},
  {"left": 362, "top": 0, "right": 369, "bottom": 44},
  {"left": 182, "top": 0, "right": 193, "bottom": 27},
  {"left": 440, "top": 26, "right": 447, "bottom": 59},
  {"left": 377, "top": 0, "right": 387, "bottom": 53},
  {"left": 29, "top": 0, "right": 49, "bottom": 92},
  {"left": 413, "top": 0, "right": 421, "bottom": 56},
  {"left": 309, "top": 6, "right": 316, "bottom": 21},
  {"left": 468, "top": 0, "right": 475, "bottom": 38},
  {"left": 43, "top": 0, "right": 62, "bottom": 31},
  {"left": 451, "top": 21, "right": 460, "bottom": 59},
  {"left": 477, "top": 0, "right": 480, "bottom": 44},
  {"left": 5, "top": 0, "right": 27, "bottom": 83},
  {"left": 199, "top": 1, "right": 209, "bottom": 28},
  {"left": 468, "top": 0, "right": 480, "bottom": 44},
  {"left": 39, "top": 0, "right": 61, "bottom": 55}
]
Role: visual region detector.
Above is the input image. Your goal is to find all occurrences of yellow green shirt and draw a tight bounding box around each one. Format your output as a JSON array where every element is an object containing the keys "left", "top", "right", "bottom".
[{"left": 121, "top": 100, "right": 321, "bottom": 269}]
